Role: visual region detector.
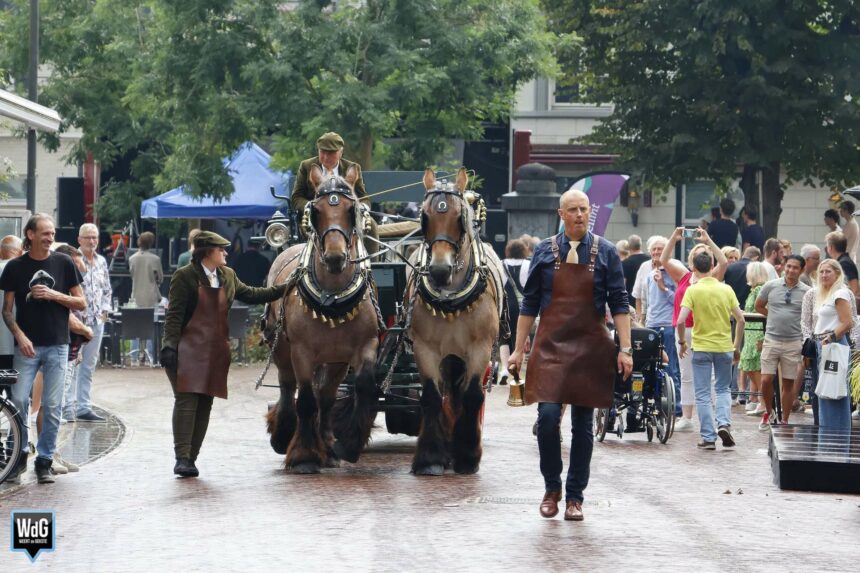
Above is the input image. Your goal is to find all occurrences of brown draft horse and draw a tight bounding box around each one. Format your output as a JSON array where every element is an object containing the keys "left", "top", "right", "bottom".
[
  {"left": 265, "top": 165, "right": 379, "bottom": 473},
  {"left": 407, "top": 167, "right": 504, "bottom": 475}
]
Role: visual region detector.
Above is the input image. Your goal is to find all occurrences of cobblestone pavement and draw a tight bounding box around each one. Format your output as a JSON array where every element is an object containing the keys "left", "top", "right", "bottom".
[{"left": 1, "top": 366, "right": 858, "bottom": 572}]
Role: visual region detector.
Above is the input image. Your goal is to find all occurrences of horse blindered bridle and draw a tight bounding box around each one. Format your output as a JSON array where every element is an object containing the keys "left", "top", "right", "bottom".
[
  {"left": 420, "top": 182, "right": 471, "bottom": 255},
  {"left": 304, "top": 176, "right": 363, "bottom": 249}
]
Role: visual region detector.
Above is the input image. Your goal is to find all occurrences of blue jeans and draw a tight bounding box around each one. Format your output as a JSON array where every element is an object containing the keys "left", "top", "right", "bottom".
[
  {"left": 813, "top": 338, "right": 852, "bottom": 431},
  {"left": 692, "top": 350, "right": 734, "bottom": 442},
  {"left": 537, "top": 403, "right": 594, "bottom": 503},
  {"left": 9, "top": 345, "right": 69, "bottom": 461},
  {"left": 65, "top": 320, "right": 104, "bottom": 416},
  {"left": 655, "top": 326, "right": 682, "bottom": 416}
]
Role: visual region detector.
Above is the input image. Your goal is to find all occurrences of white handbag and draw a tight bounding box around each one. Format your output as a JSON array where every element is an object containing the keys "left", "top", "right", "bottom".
[{"left": 816, "top": 342, "right": 849, "bottom": 400}]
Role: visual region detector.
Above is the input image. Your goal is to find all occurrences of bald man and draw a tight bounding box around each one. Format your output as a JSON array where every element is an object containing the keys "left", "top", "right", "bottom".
[
  {"left": 509, "top": 188, "right": 631, "bottom": 522},
  {"left": 0, "top": 235, "right": 22, "bottom": 367}
]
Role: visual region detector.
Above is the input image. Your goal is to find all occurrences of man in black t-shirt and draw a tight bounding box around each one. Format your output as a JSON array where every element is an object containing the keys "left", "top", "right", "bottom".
[
  {"left": 708, "top": 197, "right": 740, "bottom": 248},
  {"left": 826, "top": 231, "right": 860, "bottom": 295},
  {"left": 740, "top": 207, "right": 765, "bottom": 252},
  {"left": 622, "top": 234, "right": 650, "bottom": 299},
  {"left": 1, "top": 214, "right": 85, "bottom": 484}
]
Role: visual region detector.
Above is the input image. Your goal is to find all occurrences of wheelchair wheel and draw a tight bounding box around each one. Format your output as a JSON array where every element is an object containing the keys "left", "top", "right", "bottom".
[
  {"left": 594, "top": 408, "right": 609, "bottom": 442},
  {"left": 655, "top": 371, "right": 676, "bottom": 444},
  {"left": 0, "top": 397, "right": 24, "bottom": 484}
]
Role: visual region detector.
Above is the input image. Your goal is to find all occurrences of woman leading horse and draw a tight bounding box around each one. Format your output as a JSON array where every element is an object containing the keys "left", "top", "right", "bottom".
[{"left": 161, "top": 231, "right": 286, "bottom": 478}]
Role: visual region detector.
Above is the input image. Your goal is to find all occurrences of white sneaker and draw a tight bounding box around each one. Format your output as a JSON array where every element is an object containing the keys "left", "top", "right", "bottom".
[
  {"left": 852, "top": 409, "right": 860, "bottom": 419},
  {"left": 674, "top": 417, "right": 694, "bottom": 432},
  {"left": 54, "top": 456, "right": 79, "bottom": 473},
  {"left": 745, "top": 402, "right": 757, "bottom": 413},
  {"left": 747, "top": 406, "right": 766, "bottom": 417}
]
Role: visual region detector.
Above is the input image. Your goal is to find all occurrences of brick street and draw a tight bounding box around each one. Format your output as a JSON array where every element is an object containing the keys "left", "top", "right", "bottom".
[{"left": 1, "top": 366, "right": 857, "bottom": 572}]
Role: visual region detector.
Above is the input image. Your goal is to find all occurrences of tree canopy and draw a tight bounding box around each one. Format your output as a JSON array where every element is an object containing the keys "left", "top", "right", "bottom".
[
  {"left": 543, "top": 0, "right": 860, "bottom": 236},
  {"left": 0, "top": 0, "right": 554, "bottom": 225}
]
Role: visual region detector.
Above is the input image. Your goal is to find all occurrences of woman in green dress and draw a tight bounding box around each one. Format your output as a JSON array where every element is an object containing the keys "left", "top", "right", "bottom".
[{"left": 739, "top": 262, "right": 770, "bottom": 418}]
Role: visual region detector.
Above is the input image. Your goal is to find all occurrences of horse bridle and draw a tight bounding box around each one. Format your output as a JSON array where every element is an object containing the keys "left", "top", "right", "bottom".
[
  {"left": 307, "top": 177, "right": 360, "bottom": 249},
  {"left": 421, "top": 187, "right": 470, "bottom": 254}
]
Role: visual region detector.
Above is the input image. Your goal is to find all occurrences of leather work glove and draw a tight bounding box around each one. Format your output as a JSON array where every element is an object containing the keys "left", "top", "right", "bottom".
[{"left": 160, "top": 347, "right": 178, "bottom": 370}]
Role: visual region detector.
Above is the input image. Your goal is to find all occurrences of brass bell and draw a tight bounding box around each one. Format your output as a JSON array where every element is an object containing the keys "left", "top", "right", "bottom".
[{"left": 507, "top": 373, "right": 526, "bottom": 407}]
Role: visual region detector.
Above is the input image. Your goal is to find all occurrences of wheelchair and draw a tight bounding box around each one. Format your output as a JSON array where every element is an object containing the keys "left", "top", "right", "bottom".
[{"left": 595, "top": 327, "right": 676, "bottom": 444}]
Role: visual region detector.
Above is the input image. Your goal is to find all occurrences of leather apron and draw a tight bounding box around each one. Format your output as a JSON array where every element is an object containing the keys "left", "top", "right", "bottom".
[
  {"left": 177, "top": 284, "right": 231, "bottom": 399},
  {"left": 524, "top": 234, "right": 617, "bottom": 408}
]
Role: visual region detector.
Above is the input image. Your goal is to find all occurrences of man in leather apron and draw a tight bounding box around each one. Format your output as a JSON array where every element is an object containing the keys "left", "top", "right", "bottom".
[
  {"left": 160, "top": 232, "right": 286, "bottom": 477},
  {"left": 509, "top": 189, "right": 633, "bottom": 522}
]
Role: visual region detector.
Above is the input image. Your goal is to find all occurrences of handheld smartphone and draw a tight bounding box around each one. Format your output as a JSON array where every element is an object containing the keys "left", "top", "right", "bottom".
[{"left": 682, "top": 227, "right": 698, "bottom": 239}]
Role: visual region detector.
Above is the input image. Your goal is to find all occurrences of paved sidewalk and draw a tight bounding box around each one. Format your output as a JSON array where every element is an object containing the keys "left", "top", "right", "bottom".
[{"left": 1, "top": 366, "right": 858, "bottom": 572}]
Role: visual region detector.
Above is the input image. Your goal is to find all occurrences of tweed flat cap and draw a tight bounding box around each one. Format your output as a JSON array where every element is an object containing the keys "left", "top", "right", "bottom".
[
  {"left": 317, "top": 132, "right": 345, "bottom": 151},
  {"left": 193, "top": 231, "right": 231, "bottom": 249}
]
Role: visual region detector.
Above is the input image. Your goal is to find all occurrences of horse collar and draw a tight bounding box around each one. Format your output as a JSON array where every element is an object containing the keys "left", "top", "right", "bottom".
[
  {"left": 416, "top": 239, "right": 488, "bottom": 314},
  {"left": 295, "top": 242, "right": 371, "bottom": 327}
]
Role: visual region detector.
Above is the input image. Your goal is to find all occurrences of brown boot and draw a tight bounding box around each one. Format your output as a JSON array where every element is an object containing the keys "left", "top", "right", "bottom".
[
  {"left": 564, "top": 500, "right": 584, "bottom": 521},
  {"left": 539, "top": 491, "right": 562, "bottom": 518}
]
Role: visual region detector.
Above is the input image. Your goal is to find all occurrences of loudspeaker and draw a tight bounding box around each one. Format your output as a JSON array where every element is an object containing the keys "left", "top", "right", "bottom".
[
  {"left": 54, "top": 226, "right": 78, "bottom": 245},
  {"left": 57, "top": 177, "right": 85, "bottom": 229},
  {"left": 482, "top": 208, "right": 508, "bottom": 259}
]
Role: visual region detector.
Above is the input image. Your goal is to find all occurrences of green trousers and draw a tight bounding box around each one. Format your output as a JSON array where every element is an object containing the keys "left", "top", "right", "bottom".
[{"left": 166, "top": 367, "right": 214, "bottom": 460}]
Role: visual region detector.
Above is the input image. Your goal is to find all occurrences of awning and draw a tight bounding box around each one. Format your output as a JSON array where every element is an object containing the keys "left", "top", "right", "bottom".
[
  {"left": 0, "top": 88, "right": 61, "bottom": 132},
  {"left": 140, "top": 142, "right": 292, "bottom": 220}
]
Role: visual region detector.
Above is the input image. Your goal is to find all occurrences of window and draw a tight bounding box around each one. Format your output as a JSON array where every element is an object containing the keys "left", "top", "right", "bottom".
[
  {"left": 0, "top": 175, "right": 26, "bottom": 205},
  {"left": 684, "top": 181, "right": 718, "bottom": 223},
  {"left": 549, "top": 78, "right": 595, "bottom": 107}
]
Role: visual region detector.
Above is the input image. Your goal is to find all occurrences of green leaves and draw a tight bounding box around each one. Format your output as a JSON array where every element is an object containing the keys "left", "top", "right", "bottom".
[
  {"left": 2, "top": 0, "right": 553, "bottom": 224},
  {"left": 545, "top": 0, "right": 860, "bottom": 193}
]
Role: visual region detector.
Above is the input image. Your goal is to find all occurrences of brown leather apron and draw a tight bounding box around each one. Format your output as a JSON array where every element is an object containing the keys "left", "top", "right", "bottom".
[
  {"left": 524, "top": 234, "right": 617, "bottom": 408},
  {"left": 177, "top": 284, "right": 231, "bottom": 399}
]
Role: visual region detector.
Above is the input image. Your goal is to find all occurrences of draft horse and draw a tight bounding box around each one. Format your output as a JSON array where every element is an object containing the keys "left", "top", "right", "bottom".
[
  {"left": 406, "top": 167, "right": 504, "bottom": 475},
  {"left": 265, "top": 165, "right": 380, "bottom": 473}
]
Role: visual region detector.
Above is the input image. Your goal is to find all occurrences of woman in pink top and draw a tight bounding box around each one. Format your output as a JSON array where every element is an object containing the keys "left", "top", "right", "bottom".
[{"left": 660, "top": 227, "right": 728, "bottom": 430}]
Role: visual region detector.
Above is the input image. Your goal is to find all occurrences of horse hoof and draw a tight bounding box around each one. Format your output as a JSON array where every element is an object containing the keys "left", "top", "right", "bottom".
[
  {"left": 453, "top": 461, "right": 480, "bottom": 475},
  {"left": 290, "top": 462, "right": 321, "bottom": 474},
  {"left": 332, "top": 441, "right": 360, "bottom": 464},
  {"left": 270, "top": 438, "right": 288, "bottom": 455},
  {"left": 413, "top": 464, "right": 445, "bottom": 476},
  {"left": 324, "top": 456, "right": 341, "bottom": 468}
]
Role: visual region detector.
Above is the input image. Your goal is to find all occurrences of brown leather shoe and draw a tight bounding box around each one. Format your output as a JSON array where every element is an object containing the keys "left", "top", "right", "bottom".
[
  {"left": 539, "top": 491, "right": 562, "bottom": 518},
  {"left": 564, "top": 500, "right": 584, "bottom": 521}
]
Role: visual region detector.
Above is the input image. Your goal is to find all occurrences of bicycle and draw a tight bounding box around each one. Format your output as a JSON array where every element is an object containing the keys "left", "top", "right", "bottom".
[{"left": 0, "top": 368, "right": 24, "bottom": 484}]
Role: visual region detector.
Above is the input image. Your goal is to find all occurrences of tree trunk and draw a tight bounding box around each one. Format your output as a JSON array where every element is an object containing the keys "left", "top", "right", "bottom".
[
  {"left": 739, "top": 164, "right": 759, "bottom": 221},
  {"left": 761, "top": 161, "right": 783, "bottom": 239},
  {"left": 356, "top": 128, "right": 374, "bottom": 170}
]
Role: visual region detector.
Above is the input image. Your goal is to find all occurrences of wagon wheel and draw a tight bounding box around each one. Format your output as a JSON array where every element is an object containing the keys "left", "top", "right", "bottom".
[
  {"left": 655, "top": 371, "right": 676, "bottom": 444},
  {"left": 594, "top": 408, "right": 609, "bottom": 442}
]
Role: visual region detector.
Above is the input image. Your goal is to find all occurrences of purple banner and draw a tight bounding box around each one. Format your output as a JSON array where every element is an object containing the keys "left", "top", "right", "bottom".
[{"left": 563, "top": 173, "right": 629, "bottom": 237}]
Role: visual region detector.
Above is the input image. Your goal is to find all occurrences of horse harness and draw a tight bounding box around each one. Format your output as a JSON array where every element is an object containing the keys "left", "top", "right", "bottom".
[{"left": 413, "top": 184, "right": 502, "bottom": 320}]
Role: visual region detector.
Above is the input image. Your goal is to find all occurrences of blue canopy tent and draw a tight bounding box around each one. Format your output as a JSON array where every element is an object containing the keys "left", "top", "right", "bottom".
[{"left": 141, "top": 142, "right": 292, "bottom": 220}]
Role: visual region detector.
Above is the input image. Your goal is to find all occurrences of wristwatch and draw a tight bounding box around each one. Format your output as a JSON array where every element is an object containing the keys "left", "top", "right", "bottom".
[{"left": 620, "top": 346, "right": 633, "bottom": 355}]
